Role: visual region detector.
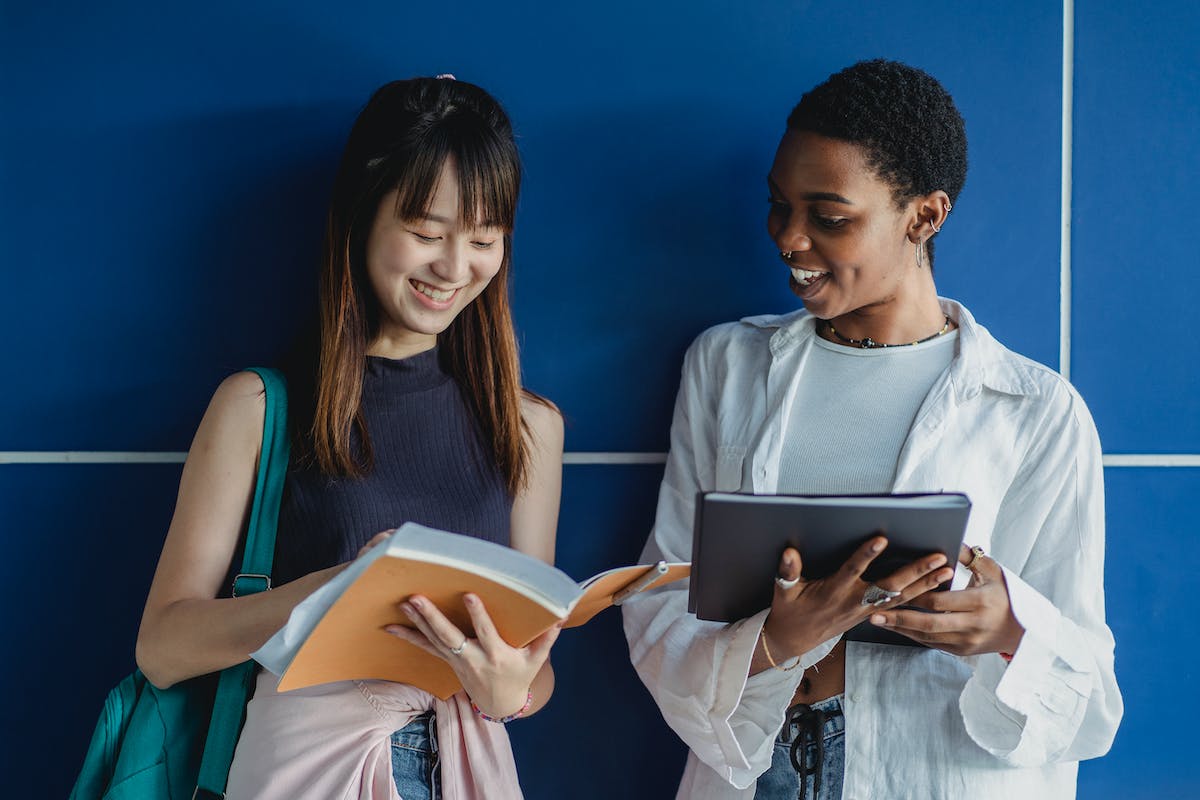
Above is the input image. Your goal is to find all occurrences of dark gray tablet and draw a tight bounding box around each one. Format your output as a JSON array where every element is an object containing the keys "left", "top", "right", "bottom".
[{"left": 689, "top": 492, "right": 971, "bottom": 646}]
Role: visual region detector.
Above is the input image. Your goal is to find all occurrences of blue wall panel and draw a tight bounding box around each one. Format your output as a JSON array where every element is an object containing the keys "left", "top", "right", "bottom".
[
  {"left": 2, "top": 1, "right": 1064, "bottom": 453},
  {"left": 1077, "top": 468, "right": 1200, "bottom": 798},
  {"left": 0, "top": 465, "right": 181, "bottom": 792},
  {"left": 1072, "top": 1, "right": 1200, "bottom": 453}
]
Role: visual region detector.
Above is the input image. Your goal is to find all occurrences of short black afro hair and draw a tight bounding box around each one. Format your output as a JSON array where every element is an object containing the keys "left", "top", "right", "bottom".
[{"left": 787, "top": 59, "right": 967, "bottom": 207}]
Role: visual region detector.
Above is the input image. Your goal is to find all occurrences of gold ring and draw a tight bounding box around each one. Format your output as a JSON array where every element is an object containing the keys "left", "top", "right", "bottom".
[{"left": 964, "top": 545, "right": 986, "bottom": 571}]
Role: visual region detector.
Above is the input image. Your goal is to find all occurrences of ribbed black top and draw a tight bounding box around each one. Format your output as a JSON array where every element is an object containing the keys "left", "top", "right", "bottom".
[{"left": 271, "top": 347, "right": 512, "bottom": 586}]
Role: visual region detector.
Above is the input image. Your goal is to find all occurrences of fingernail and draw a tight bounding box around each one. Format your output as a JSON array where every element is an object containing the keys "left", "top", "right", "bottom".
[
  {"left": 871, "top": 540, "right": 885, "bottom": 553},
  {"left": 401, "top": 603, "right": 416, "bottom": 618},
  {"left": 409, "top": 597, "right": 424, "bottom": 609},
  {"left": 383, "top": 625, "right": 402, "bottom": 634},
  {"left": 464, "top": 594, "right": 478, "bottom": 606},
  {"left": 929, "top": 556, "right": 946, "bottom": 569},
  {"left": 870, "top": 614, "right": 888, "bottom": 626}
]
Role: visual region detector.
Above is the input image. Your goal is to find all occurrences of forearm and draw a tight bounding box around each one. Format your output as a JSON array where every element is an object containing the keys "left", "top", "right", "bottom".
[
  {"left": 524, "top": 659, "right": 555, "bottom": 716},
  {"left": 749, "top": 620, "right": 817, "bottom": 677},
  {"left": 136, "top": 564, "right": 347, "bottom": 688}
]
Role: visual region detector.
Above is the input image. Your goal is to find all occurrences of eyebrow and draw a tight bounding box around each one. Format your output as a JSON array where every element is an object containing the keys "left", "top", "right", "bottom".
[
  {"left": 766, "top": 177, "right": 854, "bottom": 206},
  {"left": 413, "top": 211, "right": 505, "bottom": 229},
  {"left": 416, "top": 212, "right": 453, "bottom": 224}
]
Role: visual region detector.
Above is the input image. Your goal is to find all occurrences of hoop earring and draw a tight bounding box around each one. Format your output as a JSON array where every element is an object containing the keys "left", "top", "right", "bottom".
[
  {"left": 915, "top": 239, "right": 926, "bottom": 270},
  {"left": 931, "top": 201, "right": 952, "bottom": 234}
]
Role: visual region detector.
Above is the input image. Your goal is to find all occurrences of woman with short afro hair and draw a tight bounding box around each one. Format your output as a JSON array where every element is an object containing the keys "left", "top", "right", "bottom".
[{"left": 623, "top": 59, "right": 1121, "bottom": 799}]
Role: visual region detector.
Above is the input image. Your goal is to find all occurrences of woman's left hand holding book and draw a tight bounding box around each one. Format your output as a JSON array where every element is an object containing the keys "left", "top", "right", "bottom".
[{"left": 385, "top": 592, "right": 562, "bottom": 720}]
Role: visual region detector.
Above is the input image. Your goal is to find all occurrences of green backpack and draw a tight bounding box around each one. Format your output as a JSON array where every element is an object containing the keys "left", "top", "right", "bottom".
[{"left": 70, "top": 367, "right": 289, "bottom": 800}]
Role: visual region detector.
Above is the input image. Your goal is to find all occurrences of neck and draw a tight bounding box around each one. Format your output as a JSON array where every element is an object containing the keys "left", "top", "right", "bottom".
[
  {"left": 821, "top": 302, "right": 948, "bottom": 346},
  {"left": 367, "top": 329, "right": 437, "bottom": 360},
  {"left": 819, "top": 271, "right": 950, "bottom": 346}
]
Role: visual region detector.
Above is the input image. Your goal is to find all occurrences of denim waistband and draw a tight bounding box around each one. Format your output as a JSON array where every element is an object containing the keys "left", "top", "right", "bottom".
[{"left": 778, "top": 694, "right": 844, "bottom": 745}]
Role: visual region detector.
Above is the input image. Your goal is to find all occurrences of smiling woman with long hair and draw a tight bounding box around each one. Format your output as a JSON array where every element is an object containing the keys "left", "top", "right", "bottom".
[
  {"left": 623, "top": 60, "right": 1122, "bottom": 799},
  {"left": 135, "top": 76, "right": 563, "bottom": 799}
]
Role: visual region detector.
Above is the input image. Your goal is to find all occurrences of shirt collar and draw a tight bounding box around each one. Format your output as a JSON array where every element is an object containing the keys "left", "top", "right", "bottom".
[{"left": 741, "top": 298, "right": 1042, "bottom": 399}]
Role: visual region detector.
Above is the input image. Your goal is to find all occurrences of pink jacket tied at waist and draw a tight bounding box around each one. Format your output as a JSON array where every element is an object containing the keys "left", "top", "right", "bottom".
[{"left": 226, "top": 670, "right": 524, "bottom": 799}]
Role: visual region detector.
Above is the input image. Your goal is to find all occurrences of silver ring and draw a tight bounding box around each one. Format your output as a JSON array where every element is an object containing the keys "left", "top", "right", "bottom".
[
  {"left": 449, "top": 639, "right": 467, "bottom": 656},
  {"left": 775, "top": 575, "right": 800, "bottom": 590},
  {"left": 861, "top": 584, "right": 901, "bottom": 607}
]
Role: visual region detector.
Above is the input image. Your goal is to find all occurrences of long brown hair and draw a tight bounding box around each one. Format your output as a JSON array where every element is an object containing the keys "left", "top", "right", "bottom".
[{"left": 312, "top": 77, "right": 538, "bottom": 495}]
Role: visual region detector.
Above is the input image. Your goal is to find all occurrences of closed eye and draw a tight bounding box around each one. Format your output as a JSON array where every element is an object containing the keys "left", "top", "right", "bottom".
[
  {"left": 471, "top": 240, "right": 497, "bottom": 250},
  {"left": 409, "top": 230, "right": 441, "bottom": 243}
]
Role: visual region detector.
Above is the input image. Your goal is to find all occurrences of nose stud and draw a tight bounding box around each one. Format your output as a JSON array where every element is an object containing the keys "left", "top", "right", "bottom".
[{"left": 781, "top": 251, "right": 793, "bottom": 260}]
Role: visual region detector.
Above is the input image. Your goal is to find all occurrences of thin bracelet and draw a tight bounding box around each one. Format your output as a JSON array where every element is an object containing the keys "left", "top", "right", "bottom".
[
  {"left": 470, "top": 690, "right": 533, "bottom": 723},
  {"left": 760, "top": 631, "right": 800, "bottom": 671}
]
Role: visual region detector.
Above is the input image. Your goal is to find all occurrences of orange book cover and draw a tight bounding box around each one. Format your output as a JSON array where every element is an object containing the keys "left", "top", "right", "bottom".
[{"left": 264, "top": 523, "right": 689, "bottom": 698}]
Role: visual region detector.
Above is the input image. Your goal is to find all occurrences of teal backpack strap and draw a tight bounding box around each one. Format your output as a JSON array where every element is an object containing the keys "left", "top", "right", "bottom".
[
  {"left": 236, "top": 367, "right": 289, "bottom": 587},
  {"left": 195, "top": 367, "right": 290, "bottom": 799}
]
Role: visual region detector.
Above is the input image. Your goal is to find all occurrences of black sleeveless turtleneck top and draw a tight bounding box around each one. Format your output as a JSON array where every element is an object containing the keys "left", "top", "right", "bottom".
[{"left": 272, "top": 347, "right": 512, "bottom": 586}]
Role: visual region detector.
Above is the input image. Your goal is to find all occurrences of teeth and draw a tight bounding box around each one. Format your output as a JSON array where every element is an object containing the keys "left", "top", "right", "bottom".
[
  {"left": 790, "top": 267, "right": 827, "bottom": 285},
  {"left": 413, "top": 280, "right": 455, "bottom": 301}
]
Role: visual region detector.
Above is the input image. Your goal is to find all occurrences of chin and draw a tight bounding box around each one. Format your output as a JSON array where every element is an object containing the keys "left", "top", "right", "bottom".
[{"left": 795, "top": 294, "right": 829, "bottom": 317}]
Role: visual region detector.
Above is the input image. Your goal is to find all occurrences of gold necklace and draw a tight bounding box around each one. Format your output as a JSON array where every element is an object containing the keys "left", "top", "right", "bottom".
[{"left": 825, "top": 315, "right": 952, "bottom": 349}]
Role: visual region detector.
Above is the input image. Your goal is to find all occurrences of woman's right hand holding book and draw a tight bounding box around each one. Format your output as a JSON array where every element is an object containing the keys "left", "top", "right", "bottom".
[{"left": 756, "top": 536, "right": 955, "bottom": 671}]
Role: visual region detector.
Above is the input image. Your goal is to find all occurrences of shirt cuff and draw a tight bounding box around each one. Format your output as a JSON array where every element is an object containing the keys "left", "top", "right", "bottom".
[
  {"left": 710, "top": 609, "right": 815, "bottom": 787},
  {"left": 959, "top": 567, "right": 1093, "bottom": 765}
]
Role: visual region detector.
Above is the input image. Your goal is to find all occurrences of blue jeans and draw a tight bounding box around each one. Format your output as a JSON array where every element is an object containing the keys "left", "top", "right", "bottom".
[
  {"left": 391, "top": 711, "right": 440, "bottom": 800},
  {"left": 754, "top": 695, "right": 845, "bottom": 800}
]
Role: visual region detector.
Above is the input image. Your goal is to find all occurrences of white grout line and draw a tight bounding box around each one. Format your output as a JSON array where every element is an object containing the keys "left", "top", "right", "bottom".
[
  {"left": 0, "top": 451, "right": 189, "bottom": 464},
  {"left": 2, "top": 452, "right": 1198, "bottom": 468},
  {"left": 1102, "top": 454, "right": 1200, "bottom": 468},
  {"left": 562, "top": 452, "right": 668, "bottom": 465},
  {"left": 1060, "top": 0, "right": 1075, "bottom": 380}
]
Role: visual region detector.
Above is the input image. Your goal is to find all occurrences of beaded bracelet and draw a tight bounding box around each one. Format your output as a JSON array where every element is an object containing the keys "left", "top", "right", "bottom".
[{"left": 470, "top": 690, "right": 533, "bottom": 723}]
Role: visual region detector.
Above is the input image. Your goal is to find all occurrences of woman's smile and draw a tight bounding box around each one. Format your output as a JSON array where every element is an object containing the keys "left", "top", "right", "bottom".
[{"left": 408, "top": 278, "right": 462, "bottom": 309}]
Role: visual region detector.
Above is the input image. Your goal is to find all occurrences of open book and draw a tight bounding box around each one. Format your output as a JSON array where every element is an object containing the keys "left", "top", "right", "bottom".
[{"left": 253, "top": 523, "right": 690, "bottom": 698}]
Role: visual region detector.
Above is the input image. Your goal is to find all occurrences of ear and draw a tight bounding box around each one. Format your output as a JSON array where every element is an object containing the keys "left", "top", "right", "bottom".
[{"left": 905, "top": 190, "right": 953, "bottom": 243}]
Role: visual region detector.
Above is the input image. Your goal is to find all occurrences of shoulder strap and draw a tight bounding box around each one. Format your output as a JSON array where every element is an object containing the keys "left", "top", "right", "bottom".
[
  {"left": 195, "top": 367, "right": 290, "bottom": 799},
  {"left": 237, "top": 367, "right": 290, "bottom": 586}
]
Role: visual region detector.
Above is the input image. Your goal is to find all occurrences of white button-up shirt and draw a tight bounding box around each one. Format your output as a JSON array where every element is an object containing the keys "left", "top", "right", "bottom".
[{"left": 622, "top": 300, "right": 1122, "bottom": 799}]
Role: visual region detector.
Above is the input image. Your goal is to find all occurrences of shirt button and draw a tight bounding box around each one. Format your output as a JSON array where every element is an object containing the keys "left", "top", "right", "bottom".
[{"left": 849, "top": 693, "right": 860, "bottom": 703}]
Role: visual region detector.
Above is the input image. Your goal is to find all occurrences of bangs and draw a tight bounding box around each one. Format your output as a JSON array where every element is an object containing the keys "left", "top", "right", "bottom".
[{"left": 388, "top": 122, "right": 519, "bottom": 231}]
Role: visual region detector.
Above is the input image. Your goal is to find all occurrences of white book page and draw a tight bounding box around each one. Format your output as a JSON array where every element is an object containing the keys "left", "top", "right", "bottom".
[{"left": 384, "top": 524, "right": 581, "bottom": 614}]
